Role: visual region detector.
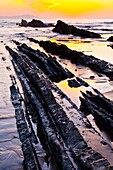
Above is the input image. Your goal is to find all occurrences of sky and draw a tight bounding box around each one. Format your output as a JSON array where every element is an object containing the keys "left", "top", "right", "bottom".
[{"left": 0, "top": 0, "right": 113, "bottom": 19}]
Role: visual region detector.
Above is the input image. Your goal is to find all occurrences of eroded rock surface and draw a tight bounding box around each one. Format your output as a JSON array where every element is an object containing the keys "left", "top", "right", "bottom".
[
  {"left": 6, "top": 42, "right": 113, "bottom": 170},
  {"left": 53, "top": 20, "right": 101, "bottom": 38},
  {"left": 80, "top": 89, "right": 113, "bottom": 135},
  {"left": 13, "top": 40, "right": 74, "bottom": 82},
  {"left": 35, "top": 40, "right": 113, "bottom": 79},
  {"left": 19, "top": 19, "right": 53, "bottom": 27}
]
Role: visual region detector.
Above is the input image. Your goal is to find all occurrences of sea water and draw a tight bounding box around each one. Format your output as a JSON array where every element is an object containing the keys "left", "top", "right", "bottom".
[{"left": 0, "top": 18, "right": 113, "bottom": 169}]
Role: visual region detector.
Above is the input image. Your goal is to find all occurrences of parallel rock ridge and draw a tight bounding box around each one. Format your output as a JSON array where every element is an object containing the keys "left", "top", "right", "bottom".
[
  {"left": 53, "top": 20, "right": 101, "bottom": 38},
  {"left": 6, "top": 42, "right": 113, "bottom": 170},
  {"left": 10, "top": 85, "right": 41, "bottom": 170},
  {"left": 13, "top": 41, "right": 74, "bottom": 82},
  {"left": 32, "top": 39, "right": 113, "bottom": 79},
  {"left": 80, "top": 89, "right": 113, "bottom": 135}
]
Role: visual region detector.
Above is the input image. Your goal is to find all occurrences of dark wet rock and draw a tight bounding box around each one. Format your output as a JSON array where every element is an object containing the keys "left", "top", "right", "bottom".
[
  {"left": 68, "top": 77, "right": 89, "bottom": 88},
  {"left": 98, "top": 74, "right": 103, "bottom": 77},
  {"left": 92, "top": 159, "right": 110, "bottom": 168},
  {"left": 108, "top": 44, "right": 113, "bottom": 49},
  {"left": 6, "top": 66, "right": 11, "bottom": 71},
  {"left": 7, "top": 47, "right": 78, "bottom": 169},
  {"left": 53, "top": 20, "right": 101, "bottom": 38},
  {"left": 107, "top": 36, "right": 113, "bottom": 42},
  {"left": 28, "top": 19, "right": 48, "bottom": 27},
  {"left": 111, "top": 45, "right": 113, "bottom": 49},
  {"left": 20, "top": 19, "right": 28, "bottom": 27},
  {"left": 12, "top": 40, "right": 21, "bottom": 46},
  {"left": 36, "top": 40, "right": 113, "bottom": 79},
  {"left": 27, "top": 37, "right": 39, "bottom": 43},
  {"left": 90, "top": 75, "right": 95, "bottom": 79},
  {"left": 100, "top": 140, "right": 107, "bottom": 145},
  {"left": 2, "top": 57, "right": 6, "bottom": 61},
  {"left": 76, "top": 77, "right": 89, "bottom": 87},
  {"left": 6, "top": 45, "right": 113, "bottom": 170},
  {"left": 80, "top": 89, "right": 113, "bottom": 135},
  {"left": 14, "top": 42, "right": 74, "bottom": 82},
  {"left": 68, "top": 79, "right": 81, "bottom": 88},
  {"left": 10, "top": 85, "right": 41, "bottom": 170},
  {"left": 19, "top": 19, "right": 52, "bottom": 27},
  {"left": 85, "top": 26, "right": 91, "bottom": 28},
  {"left": 101, "top": 28, "right": 113, "bottom": 31}
]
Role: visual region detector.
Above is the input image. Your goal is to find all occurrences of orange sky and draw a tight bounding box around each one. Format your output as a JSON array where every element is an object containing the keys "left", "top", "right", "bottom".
[{"left": 0, "top": 0, "right": 113, "bottom": 18}]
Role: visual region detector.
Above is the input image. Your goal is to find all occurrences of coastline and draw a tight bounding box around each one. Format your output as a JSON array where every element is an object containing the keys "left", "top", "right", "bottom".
[{"left": 0, "top": 18, "right": 113, "bottom": 169}]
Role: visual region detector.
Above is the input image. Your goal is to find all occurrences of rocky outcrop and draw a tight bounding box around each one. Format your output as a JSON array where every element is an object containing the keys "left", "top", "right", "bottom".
[
  {"left": 10, "top": 84, "right": 41, "bottom": 170},
  {"left": 19, "top": 19, "right": 53, "bottom": 27},
  {"left": 35, "top": 40, "right": 113, "bottom": 79},
  {"left": 53, "top": 20, "right": 101, "bottom": 38},
  {"left": 68, "top": 77, "right": 89, "bottom": 88},
  {"left": 80, "top": 89, "right": 113, "bottom": 135},
  {"left": 13, "top": 41, "right": 74, "bottom": 82},
  {"left": 107, "top": 36, "right": 113, "bottom": 42},
  {"left": 20, "top": 19, "right": 28, "bottom": 27},
  {"left": 110, "top": 45, "right": 113, "bottom": 49},
  {"left": 68, "top": 79, "right": 81, "bottom": 88},
  {"left": 6, "top": 43, "right": 113, "bottom": 170},
  {"left": 108, "top": 44, "right": 113, "bottom": 49},
  {"left": 76, "top": 77, "right": 89, "bottom": 87}
]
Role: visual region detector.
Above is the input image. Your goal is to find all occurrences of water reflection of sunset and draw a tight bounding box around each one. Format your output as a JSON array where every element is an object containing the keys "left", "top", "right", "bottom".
[{"left": 55, "top": 80, "right": 86, "bottom": 106}]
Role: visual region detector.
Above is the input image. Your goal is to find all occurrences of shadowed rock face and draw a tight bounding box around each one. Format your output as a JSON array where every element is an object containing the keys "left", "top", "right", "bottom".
[
  {"left": 53, "top": 20, "right": 101, "bottom": 38},
  {"left": 68, "top": 77, "right": 89, "bottom": 88},
  {"left": 80, "top": 89, "right": 113, "bottom": 135},
  {"left": 107, "top": 36, "right": 113, "bottom": 42},
  {"left": 68, "top": 79, "right": 81, "bottom": 88},
  {"left": 20, "top": 19, "right": 28, "bottom": 27},
  {"left": 19, "top": 19, "right": 52, "bottom": 27},
  {"left": 15, "top": 42, "right": 74, "bottom": 82},
  {"left": 6, "top": 44, "right": 113, "bottom": 170},
  {"left": 37, "top": 40, "right": 113, "bottom": 79}
]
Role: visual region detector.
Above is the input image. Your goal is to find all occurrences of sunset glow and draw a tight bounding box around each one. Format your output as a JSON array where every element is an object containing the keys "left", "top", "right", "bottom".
[{"left": 0, "top": 0, "right": 113, "bottom": 18}]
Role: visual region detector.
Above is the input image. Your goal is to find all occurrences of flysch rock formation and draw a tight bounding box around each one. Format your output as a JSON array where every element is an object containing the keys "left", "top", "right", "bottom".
[
  {"left": 28, "top": 39, "right": 113, "bottom": 80},
  {"left": 5, "top": 40, "right": 113, "bottom": 170},
  {"left": 80, "top": 89, "right": 113, "bottom": 135},
  {"left": 12, "top": 40, "right": 74, "bottom": 83}
]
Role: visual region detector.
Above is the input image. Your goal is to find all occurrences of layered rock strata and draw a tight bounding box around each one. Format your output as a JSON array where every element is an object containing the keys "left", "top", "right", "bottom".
[{"left": 6, "top": 43, "right": 113, "bottom": 170}]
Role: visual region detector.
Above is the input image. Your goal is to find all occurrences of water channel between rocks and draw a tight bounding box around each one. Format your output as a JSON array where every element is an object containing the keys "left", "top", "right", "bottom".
[{"left": 1, "top": 19, "right": 113, "bottom": 169}]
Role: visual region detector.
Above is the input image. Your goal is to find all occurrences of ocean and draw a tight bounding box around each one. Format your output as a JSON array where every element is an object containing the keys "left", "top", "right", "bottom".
[{"left": 0, "top": 18, "right": 113, "bottom": 169}]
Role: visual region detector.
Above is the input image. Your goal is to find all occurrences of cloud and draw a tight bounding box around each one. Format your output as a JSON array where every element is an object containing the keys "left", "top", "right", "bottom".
[{"left": 25, "top": 0, "right": 60, "bottom": 11}]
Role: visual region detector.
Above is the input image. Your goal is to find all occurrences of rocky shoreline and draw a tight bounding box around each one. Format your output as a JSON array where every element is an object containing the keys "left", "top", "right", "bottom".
[
  {"left": 53, "top": 20, "right": 101, "bottom": 38},
  {"left": 5, "top": 38, "right": 113, "bottom": 169},
  {"left": 28, "top": 38, "right": 113, "bottom": 80}
]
